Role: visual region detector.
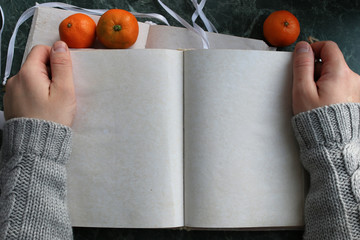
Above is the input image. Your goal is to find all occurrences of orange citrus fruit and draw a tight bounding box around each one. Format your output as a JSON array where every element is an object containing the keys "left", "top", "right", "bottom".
[
  {"left": 59, "top": 13, "right": 96, "bottom": 48},
  {"left": 96, "top": 9, "right": 139, "bottom": 49},
  {"left": 263, "top": 10, "right": 300, "bottom": 47}
]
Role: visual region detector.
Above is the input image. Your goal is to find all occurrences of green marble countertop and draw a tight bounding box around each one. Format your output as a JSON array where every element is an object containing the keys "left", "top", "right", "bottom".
[{"left": 1, "top": 0, "right": 360, "bottom": 239}]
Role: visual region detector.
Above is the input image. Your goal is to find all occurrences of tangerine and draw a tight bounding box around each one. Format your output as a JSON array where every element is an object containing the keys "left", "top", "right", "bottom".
[
  {"left": 96, "top": 9, "right": 139, "bottom": 49},
  {"left": 263, "top": 10, "right": 300, "bottom": 47},
  {"left": 59, "top": 13, "right": 96, "bottom": 48}
]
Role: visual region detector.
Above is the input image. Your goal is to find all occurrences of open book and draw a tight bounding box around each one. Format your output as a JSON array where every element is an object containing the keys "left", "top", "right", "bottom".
[{"left": 24, "top": 7, "right": 304, "bottom": 229}]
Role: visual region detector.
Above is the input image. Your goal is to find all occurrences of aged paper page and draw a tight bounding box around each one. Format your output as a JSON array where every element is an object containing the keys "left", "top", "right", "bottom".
[
  {"left": 184, "top": 50, "right": 304, "bottom": 228},
  {"left": 145, "top": 25, "right": 274, "bottom": 50},
  {"left": 68, "top": 49, "right": 184, "bottom": 227}
]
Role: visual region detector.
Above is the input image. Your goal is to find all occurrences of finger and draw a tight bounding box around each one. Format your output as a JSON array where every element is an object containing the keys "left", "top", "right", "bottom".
[
  {"left": 21, "top": 45, "right": 51, "bottom": 85},
  {"left": 311, "top": 41, "right": 347, "bottom": 74},
  {"left": 24, "top": 44, "right": 51, "bottom": 65},
  {"left": 292, "top": 41, "right": 319, "bottom": 114},
  {"left": 3, "top": 76, "right": 17, "bottom": 120},
  {"left": 314, "top": 60, "right": 323, "bottom": 81},
  {"left": 49, "top": 41, "right": 74, "bottom": 94},
  {"left": 292, "top": 41, "right": 318, "bottom": 95}
]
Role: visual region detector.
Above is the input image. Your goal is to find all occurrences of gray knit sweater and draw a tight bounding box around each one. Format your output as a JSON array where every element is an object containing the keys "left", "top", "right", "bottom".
[
  {"left": 0, "top": 118, "right": 73, "bottom": 239},
  {"left": 0, "top": 103, "right": 360, "bottom": 239},
  {"left": 292, "top": 103, "right": 360, "bottom": 239}
]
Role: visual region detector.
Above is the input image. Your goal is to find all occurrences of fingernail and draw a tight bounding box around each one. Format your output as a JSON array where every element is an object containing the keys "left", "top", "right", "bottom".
[
  {"left": 295, "top": 42, "right": 310, "bottom": 53},
  {"left": 53, "top": 41, "right": 67, "bottom": 52}
]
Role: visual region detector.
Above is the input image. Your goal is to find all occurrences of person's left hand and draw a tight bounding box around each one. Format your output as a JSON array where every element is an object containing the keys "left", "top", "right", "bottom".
[
  {"left": 292, "top": 41, "right": 360, "bottom": 115},
  {"left": 3, "top": 41, "right": 76, "bottom": 127}
]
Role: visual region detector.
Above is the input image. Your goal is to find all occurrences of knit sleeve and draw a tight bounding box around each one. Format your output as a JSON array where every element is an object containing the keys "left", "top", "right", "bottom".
[
  {"left": 0, "top": 118, "right": 73, "bottom": 240},
  {"left": 292, "top": 103, "right": 360, "bottom": 239}
]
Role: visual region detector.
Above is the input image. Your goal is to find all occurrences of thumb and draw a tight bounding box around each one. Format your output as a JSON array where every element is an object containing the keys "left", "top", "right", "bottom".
[
  {"left": 292, "top": 41, "right": 318, "bottom": 114},
  {"left": 50, "top": 41, "right": 74, "bottom": 93}
]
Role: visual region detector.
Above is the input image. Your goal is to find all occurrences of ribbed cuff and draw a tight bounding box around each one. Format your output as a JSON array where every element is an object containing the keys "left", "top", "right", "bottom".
[
  {"left": 292, "top": 103, "right": 360, "bottom": 150},
  {"left": 0, "top": 118, "right": 73, "bottom": 239},
  {"left": 2, "top": 118, "right": 72, "bottom": 164}
]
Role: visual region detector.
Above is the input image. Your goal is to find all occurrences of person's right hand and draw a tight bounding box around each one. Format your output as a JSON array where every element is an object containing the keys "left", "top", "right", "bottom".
[
  {"left": 292, "top": 41, "right": 360, "bottom": 115},
  {"left": 3, "top": 41, "right": 76, "bottom": 127}
]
